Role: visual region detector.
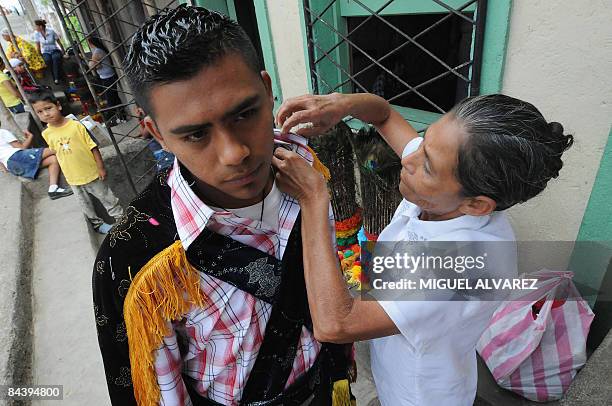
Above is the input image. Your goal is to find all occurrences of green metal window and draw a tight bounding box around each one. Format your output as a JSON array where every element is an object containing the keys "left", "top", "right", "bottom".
[
  {"left": 299, "top": 0, "right": 512, "bottom": 132},
  {"left": 195, "top": 0, "right": 283, "bottom": 110}
]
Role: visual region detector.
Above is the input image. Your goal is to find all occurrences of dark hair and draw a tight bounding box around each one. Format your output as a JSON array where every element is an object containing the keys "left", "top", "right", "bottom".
[
  {"left": 28, "top": 89, "right": 58, "bottom": 105},
  {"left": 88, "top": 36, "right": 109, "bottom": 53},
  {"left": 451, "top": 94, "right": 574, "bottom": 211},
  {"left": 34, "top": 19, "right": 46, "bottom": 28},
  {"left": 123, "top": 4, "right": 261, "bottom": 116}
]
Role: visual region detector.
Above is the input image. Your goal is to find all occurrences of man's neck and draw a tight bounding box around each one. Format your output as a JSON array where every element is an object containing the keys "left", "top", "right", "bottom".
[{"left": 195, "top": 169, "right": 274, "bottom": 210}]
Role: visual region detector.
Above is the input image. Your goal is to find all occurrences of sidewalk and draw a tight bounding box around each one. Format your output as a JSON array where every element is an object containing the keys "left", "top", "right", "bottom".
[{"left": 30, "top": 183, "right": 109, "bottom": 405}]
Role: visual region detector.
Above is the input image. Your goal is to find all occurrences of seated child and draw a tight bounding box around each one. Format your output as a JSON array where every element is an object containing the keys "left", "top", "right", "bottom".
[
  {"left": 0, "top": 127, "right": 73, "bottom": 199},
  {"left": 0, "top": 60, "right": 25, "bottom": 114},
  {"left": 9, "top": 58, "right": 38, "bottom": 92},
  {"left": 29, "top": 90, "right": 124, "bottom": 233},
  {"left": 134, "top": 105, "right": 174, "bottom": 172}
]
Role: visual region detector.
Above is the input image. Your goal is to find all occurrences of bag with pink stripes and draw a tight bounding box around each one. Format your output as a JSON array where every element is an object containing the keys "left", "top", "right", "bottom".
[{"left": 476, "top": 270, "right": 594, "bottom": 401}]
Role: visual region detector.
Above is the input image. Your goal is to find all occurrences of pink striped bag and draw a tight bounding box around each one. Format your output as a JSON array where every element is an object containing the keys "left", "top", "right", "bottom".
[{"left": 476, "top": 270, "right": 594, "bottom": 402}]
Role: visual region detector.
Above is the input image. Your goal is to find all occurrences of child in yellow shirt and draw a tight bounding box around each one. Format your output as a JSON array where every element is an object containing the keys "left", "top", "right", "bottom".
[{"left": 30, "top": 90, "right": 124, "bottom": 233}]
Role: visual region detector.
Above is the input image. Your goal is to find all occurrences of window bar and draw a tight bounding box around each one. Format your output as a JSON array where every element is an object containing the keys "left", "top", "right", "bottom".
[
  {"left": 330, "top": 0, "right": 478, "bottom": 90},
  {"left": 303, "top": 7, "right": 446, "bottom": 112},
  {"left": 387, "top": 60, "right": 473, "bottom": 104},
  {"left": 311, "top": 66, "right": 339, "bottom": 94},
  {"left": 306, "top": 0, "right": 337, "bottom": 28},
  {"left": 312, "top": 0, "right": 395, "bottom": 66},
  {"left": 61, "top": 0, "right": 88, "bottom": 19},
  {"left": 430, "top": 0, "right": 476, "bottom": 24},
  {"left": 348, "top": 0, "right": 471, "bottom": 82},
  {"left": 302, "top": 0, "right": 319, "bottom": 92},
  {"left": 469, "top": 0, "right": 488, "bottom": 96},
  {"left": 308, "top": 39, "right": 371, "bottom": 93}
]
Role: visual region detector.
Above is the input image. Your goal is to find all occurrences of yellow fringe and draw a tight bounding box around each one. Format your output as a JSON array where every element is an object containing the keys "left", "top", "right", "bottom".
[
  {"left": 124, "top": 240, "right": 207, "bottom": 406},
  {"left": 332, "top": 379, "right": 354, "bottom": 406},
  {"left": 306, "top": 145, "right": 331, "bottom": 181}
]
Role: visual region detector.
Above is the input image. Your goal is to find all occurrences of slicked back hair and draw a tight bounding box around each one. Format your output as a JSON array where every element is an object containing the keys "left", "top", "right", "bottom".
[
  {"left": 123, "top": 4, "right": 261, "bottom": 116},
  {"left": 450, "top": 94, "right": 574, "bottom": 211}
]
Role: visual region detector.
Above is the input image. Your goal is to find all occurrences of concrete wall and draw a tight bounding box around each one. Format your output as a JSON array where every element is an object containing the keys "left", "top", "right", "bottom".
[
  {"left": 502, "top": 1, "right": 612, "bottom": 242},
  {"left": 266, "top": 0, "right": 310, "bottom": 99},
  {"left": 266, "top": 0, "right": 612, "bottom": 243}
]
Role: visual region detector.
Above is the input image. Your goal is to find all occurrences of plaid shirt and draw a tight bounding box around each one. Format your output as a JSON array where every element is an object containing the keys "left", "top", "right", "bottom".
[{"left": 156, "top": 131, "right": 335, "bottom": 406}]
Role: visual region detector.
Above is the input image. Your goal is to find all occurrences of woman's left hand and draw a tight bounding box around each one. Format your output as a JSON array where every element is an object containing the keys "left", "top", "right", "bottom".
[{"left": 272, "top": 147, "right": 329, "bottom": 207}]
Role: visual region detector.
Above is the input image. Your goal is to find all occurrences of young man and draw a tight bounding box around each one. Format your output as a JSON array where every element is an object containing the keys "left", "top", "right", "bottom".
[{"left": 92, "top": 5, "right": 353, "bottom": 405}]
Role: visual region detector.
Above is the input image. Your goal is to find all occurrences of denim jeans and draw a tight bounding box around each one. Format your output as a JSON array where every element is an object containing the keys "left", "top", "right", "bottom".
[
  {"left": 42, "top": 49, "right": 62, "bottom": 81},
  {"left": 8, "top": 103, "right": 25, "bottom": 114}
]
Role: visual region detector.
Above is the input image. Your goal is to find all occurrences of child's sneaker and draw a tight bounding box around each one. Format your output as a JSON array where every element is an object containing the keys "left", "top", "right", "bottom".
[
  {"left": 48, "top": 188, "right": 74, "bottom": 200},
  {"left": 96, "top": 223, "right": 113, "bottom": 234}
]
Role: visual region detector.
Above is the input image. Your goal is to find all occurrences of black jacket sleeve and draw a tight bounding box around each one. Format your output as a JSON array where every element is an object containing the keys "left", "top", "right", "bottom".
[{"left": 92, "top": 234, "right": 138, "bottom": 405}]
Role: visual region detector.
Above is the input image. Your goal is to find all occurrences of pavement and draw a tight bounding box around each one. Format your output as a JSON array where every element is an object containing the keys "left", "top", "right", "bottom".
[
  {"left": 29, "top": 177, "right": 108, "bottom": 405},
  {"left": 0, "top": 173, "right": 34, "bottom": 397}
]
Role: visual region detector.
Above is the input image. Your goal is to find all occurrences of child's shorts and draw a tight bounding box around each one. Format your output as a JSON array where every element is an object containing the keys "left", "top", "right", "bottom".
[{"left": 7, "top": 148, "right": 45, "bottom": 179}]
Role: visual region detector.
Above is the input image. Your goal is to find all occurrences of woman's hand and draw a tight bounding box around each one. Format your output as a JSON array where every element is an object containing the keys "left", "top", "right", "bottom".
[
  {"left": 275, "top": 93, "right": 350, "bottom": 137},
  {"left": 272, "top": 147, "right": 329, "bottom": 207}
]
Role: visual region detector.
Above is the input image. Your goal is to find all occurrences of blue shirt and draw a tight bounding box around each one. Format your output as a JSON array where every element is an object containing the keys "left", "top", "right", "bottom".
[{"left": 34, "top": 28, "right": 60, "bottom": 54}]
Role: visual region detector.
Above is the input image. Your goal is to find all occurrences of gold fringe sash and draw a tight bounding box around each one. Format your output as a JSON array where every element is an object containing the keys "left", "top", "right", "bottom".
[
  {"left": 305, "top": 145, "right": 331, "bottom": 181},
  {"left": 332, "top": 379, "right": 355, "bottom": 406},
  {"left": 124, "top": 240, "right": 207, "bottom": 406}
]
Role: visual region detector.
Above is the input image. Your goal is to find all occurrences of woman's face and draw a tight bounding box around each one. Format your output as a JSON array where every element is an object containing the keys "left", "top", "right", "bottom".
[
  {"left": 399, "top": 113, "right": 467, "bottom": 216},
  {"left": 35, "top": 24, "right": 44, "bottom": 33}
]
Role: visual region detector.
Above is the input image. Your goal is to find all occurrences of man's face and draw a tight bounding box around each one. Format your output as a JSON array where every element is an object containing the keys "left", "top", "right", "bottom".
[{"left": 145, "top": 53, "right": 275, "bottom": 209}]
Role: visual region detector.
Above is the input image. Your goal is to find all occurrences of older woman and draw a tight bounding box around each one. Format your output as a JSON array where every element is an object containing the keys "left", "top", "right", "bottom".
[
  {"left": 1, "top": 28, "right": 46, "bottom": 76},
  {"left": 33, "top": 19, "right": 65, "bottom": 84},
  {"left": 272, "top": 93, "right": 574, "bottom": 406}
]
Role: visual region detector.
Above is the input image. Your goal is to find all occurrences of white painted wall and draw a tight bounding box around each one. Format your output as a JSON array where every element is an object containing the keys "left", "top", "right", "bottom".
[
  {"left": 502, "top": 1, "right": 612, "bottom": 241},
  {"left": 266, "top": 0, "right": 310, "bottom": 99}
]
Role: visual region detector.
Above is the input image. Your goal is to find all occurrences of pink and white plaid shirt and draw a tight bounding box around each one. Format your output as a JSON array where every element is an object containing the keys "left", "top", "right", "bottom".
[{"left": 155, "top": 131, "right": 335, "bottom": 406}]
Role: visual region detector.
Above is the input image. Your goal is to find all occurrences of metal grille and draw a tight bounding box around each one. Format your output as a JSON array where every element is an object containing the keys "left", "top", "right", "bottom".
[
  {"left": 303, "top": 0, "right": 487, "bottom": 116},
  {"left": 50, "top": 0, "right": 189, "bottom": 196}
]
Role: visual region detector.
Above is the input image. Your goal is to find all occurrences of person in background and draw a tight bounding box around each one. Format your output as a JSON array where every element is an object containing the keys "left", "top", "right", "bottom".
[
  {"left": 0, "top": 126, "right": 73, "bottom": 200},
  {"left": 2, "top": 28, "right": 46, "bottom": 78},
  {"left": 33, "top": 19, "right": 65, "bottom": 85},
  {"left": 9, "top": 58, "right": 37, "bottom": 92},
  {"left": 133, "top": 104, "right": 174, "bottom": 172},
  {"left": 272, "top": 92, "right": 574, "bottom": 406},
  {"left": 0, "top": 60, "right": 25, "bottom": 113},
  {"left": 29, "top": 89, "right": 123, "bottom": 233},
  {"left": 87, "top": 37, "right": 126, "bottom": 124}
]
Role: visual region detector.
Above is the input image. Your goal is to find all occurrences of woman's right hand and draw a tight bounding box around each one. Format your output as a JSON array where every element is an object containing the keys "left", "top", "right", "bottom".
[{"left": 275, "top": 93, "right": 350, "bottom": 137}]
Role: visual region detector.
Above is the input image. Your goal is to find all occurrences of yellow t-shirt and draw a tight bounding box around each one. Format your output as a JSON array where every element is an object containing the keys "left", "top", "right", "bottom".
[
  {"left": 0, "top": 73, "right": 22, "bottom": 108},
  {"left": 42, "top": 119, "right": 100, "bottom": 186}
]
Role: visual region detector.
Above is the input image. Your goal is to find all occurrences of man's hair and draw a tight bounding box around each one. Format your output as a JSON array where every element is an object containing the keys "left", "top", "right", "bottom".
[
  {"left": 123, "top": 4, "right": 261, "bottom": 116},
  {"left": 28, "top": 89, "right": 58, "bottom": 105}
]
